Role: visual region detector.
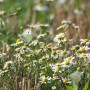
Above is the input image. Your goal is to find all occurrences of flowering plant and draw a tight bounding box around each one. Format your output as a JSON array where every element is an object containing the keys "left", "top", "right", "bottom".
[{"left": 0, "top": 21, "right": 90, "bottom": 90}]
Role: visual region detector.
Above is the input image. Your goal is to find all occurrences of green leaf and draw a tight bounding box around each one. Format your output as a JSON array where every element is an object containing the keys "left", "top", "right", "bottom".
[
  {"left": 83, "top": 79, "right": 90, "bottom": 90},
  {"left": 73, "top": 82, "right": 78, "bottom": 90},
  {"left": 74, "top": 0, "right": 82, "bottom": 9},
  {"left": 0, "top": 87, "right": 3, "bottom": 90},
  {"left": 66, "top": 85, "right": 74, "bottom": 90}
]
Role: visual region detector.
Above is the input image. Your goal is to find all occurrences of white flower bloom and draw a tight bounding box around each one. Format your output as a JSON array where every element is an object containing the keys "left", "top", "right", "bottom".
[
  {"left": 0, "top": 10, "right": 5, "bottom": 15},
  {"left": 52, "top": 86, "right": 56, "bottom": 90},
  {"left": 0, "top": 70, "right": 8, "bottom": 76},
  {"left": 54, "top": 33, "right": 65, "bottom": 42},
  {"left": 31, "top": 40, "right": 39, "bottom": 46},
  {"left": 62, "top": 77, "right": 71, "bottom": 84},
  {"left": 37, "top": 34, "right": 46, "bottom": 39},
  {"left": 51, "top": 53, "right": 59, "bottom": 59},
  {"left": 40, "top": 75, "right": 51, "bottom": 84},
  {"left": 80, "top": 39, "right": 89, "bottom": 44},
  {"left": 0, "top": 53, "right": 6, "bottom": 58},
  {"left": 85, "top": 53, "right": 90, "bottom": 63},
  {"left": 51, "top": 63, "right": 62, "bottom": 72},
  {"left": 60, "top": 50, "right": 70, "bottom": 57},
  {"left": 34, "top": 3, "right": 48, "bottom": 11},
  {"left": 86, "top": 41, "right": 90, "bottom": 46},
  {"left": 72, "top": 23, "right": 79, "bottom": 30},
  {"left": 14, "top": 53, "right": 23, "bottom": 61},
  {"left": 4, "top": 61, "right": 14, "bottom": 69},
  {"left": 60, "top": 57, "right": 75, "bottom": 68},
  {"left": 85, "top": 46, "right": 90, "bottom": 51},
  {"left": 61, "top": 20, "right": 71, "bottom": 25},
  {"left": 53, "top": 75, "right": 59, "bottom": 80},
  {"left": 78, "top": 53, "right": 87, "bottom": 58},
  {"left": 74, "top": 9, "right": 83, "bottom": 16}
]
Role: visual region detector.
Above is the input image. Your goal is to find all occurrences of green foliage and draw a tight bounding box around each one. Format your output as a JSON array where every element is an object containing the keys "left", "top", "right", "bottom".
[
  {"left": 66, "top": 85, "right": 73, "bottom": 90},
  {"left": 83, "top": 79, "right": 90, "bottom": 90},
  {"left": 74, "top": 0, "right": 82, "bottom": 8},
  {"left": 0, "top": 88, "right": 3, "bottom": 90},
  {"left": 0, "top": 0, "right": 90, "bottom": 90}
]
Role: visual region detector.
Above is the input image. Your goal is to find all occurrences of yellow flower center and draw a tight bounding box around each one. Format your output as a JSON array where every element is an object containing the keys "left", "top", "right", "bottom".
[
  {"left": 37, "top": 3, "right": 43, "bottom": 7},
  {"left": 55, "top": 65, "right": 62, "bottom": 71},
  {"left": 42, "top": 56, "right": 46, "bottom": 60},
  {"left": 24, "top": 64, "right": 29, "bottom": 68},
  {"left": 53, "top": 77, "right": 57, "bottom": 81},
  {"left": 6, "top": 62, "right": 11, "bottom": 67},
  {"left": 52, "top": 51, "right": 56, "bottom": 55},
  {"left": 61, "top": 51, "right": 67, "bottom": 55},
  {"left": 42, "top": 77, "right": 47, "bottom": 82},
  {"left": 63, "top": 78, "right": 68, "bottom": 83},
  {"left": 22, "top": 45, "right": 27, "bottom": 49},
  {"left": 57, "top": 35, "right": 62, "bottom": 39},
  {"left": 64, "top": 60, "right": 69, "bottom": 65},
  {"left": 67, "top": 57, "right": 71, "bottom": 60},
  {"left": 20, "top": 51, "right": 24, "bottom": 55},
  {"left": 16, "top": 39, "right": 21, "bottom": 44},
  {"left": 35, "top": 40, "right": 39, "bottom": 43},
  {"left": 81, "top": 53, "right": 86, "bottom": 57},
  {"left": 84, "top": 39, "right": 88, "bottom": 42},
  {"left": 77, "top": 67, "right": 80, "bottom": 71},
  {"left": 79, "top": 47, "right": 85, "bottom": 51}
]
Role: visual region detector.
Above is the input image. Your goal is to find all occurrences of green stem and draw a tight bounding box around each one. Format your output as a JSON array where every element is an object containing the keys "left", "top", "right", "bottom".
[{"left": 73, "top": 82, "right": 78, "bottom": 90}]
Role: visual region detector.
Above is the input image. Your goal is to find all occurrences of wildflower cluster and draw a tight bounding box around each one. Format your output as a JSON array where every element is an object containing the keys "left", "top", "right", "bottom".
[{"left": 0, "top": 25, "right": 90, "bottom": 90}]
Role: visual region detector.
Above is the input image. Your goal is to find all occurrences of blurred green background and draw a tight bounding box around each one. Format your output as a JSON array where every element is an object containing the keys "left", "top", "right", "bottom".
[{"left": 0, "top": 0, "right": 90, "bottom": 45}]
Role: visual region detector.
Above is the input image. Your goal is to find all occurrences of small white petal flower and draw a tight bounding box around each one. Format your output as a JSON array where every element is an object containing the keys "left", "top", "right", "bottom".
[
  {"left": 54, "top": 33, "right": 65, "bottom": 42},
  {"left": 0, "top": 53, "right": 6, "bottom": 58},
  {"left": 37, "top": 34, "right": 46, "bottom": 39},
  {"left": 0, "top": 10, "right": 5, "bottom": 15},
  {"left": 4, "top": 61, "right": 14, "bottom": 69},
  {"left": 34, "top": 3, "right": 48, "bottom": 11},
  {"left": 51, "top": 63, "right": 62, "bottom": 72},
  {"left": 40, "top": 75, "right": 51, "bottom": 84},
  {"left": 0, "top": 70, "right": 8, "bottom": 76},
  {"left": 52, "top": 86, "right": 56, "bottom": 90}
]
